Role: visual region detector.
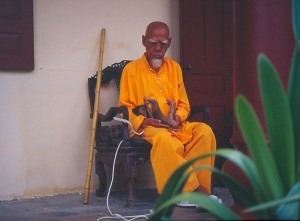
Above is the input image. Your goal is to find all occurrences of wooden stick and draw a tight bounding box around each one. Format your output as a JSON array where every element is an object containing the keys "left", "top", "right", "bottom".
[{"left": 83, "top": 28, "right": 106, "bottom": 204}]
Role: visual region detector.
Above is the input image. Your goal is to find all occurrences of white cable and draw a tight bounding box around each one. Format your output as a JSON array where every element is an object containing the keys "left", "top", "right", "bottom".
[
  {"left": 113, "top": 117, "right": 144, "bottom": 136},
  {"left": 96, "top": 118, "right": 151, "bottom": 221}
]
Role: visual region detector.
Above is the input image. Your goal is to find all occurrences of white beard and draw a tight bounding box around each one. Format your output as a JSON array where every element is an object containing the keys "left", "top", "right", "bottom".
[{"left": 151, "top": 58, "right": 163, "bottom": 69}]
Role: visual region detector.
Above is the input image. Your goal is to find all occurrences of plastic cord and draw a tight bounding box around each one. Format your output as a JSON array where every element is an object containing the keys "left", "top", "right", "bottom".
[
  {"left": 113, "top": 117, "right": 144, "bottom": 135},
  {"left": 96, "top": 118, "right": 151, "bottom": 221}
]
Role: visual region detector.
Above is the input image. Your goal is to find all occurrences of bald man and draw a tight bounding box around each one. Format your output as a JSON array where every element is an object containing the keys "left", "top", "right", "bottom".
[{"left": 118, "top": 21, "right": 221, "bottom": 207}]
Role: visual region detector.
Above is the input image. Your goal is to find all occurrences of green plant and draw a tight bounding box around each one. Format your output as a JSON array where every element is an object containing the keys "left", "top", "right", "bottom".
[{"left": 149, "top": 1, "right": 300, "bottom": 220}]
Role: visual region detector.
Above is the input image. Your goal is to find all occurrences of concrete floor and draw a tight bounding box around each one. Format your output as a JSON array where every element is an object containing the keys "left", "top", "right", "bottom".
[{"left": 0, "top": 187, "right": 234, "bottom": 221}]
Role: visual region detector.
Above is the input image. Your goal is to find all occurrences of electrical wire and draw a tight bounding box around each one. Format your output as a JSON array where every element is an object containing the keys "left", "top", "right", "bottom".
[
  {"left": 113, "top": 117, "right": 144, "bottom": 136},
  {"left": 96, "top": 117, "right": 152, "bottom": 221}
]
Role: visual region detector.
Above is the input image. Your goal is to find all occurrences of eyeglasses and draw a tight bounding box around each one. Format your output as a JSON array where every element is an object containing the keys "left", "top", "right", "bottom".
[{"left": 148, "top": 39, "right": 170, "bottom": 48}]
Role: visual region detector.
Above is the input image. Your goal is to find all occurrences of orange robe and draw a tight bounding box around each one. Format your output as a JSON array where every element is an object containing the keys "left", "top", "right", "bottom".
[{"left": 118, "top": 54, "right": 216, "bottom": 194}]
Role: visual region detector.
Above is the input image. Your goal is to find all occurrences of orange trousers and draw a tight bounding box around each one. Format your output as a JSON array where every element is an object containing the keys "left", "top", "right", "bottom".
[{"left": 142, "top": 122, "right": 216, "bottom": 194}]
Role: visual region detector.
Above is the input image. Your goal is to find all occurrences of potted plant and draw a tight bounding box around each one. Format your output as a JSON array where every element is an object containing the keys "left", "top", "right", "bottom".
[{"left": 149, "top": 0, "right": 300, "bottom": 220}]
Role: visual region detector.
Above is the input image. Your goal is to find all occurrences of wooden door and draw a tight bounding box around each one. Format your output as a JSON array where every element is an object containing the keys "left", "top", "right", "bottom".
[
  {"left": 180, "top": 0, "right": 233, "bottom": 147},
  {"left": 180, "top": 0, "right": 233, "bottom": 184}
]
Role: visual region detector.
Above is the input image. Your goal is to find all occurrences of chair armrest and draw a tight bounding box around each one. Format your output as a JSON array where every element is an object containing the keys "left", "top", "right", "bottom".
[
  {"left": 96, "top": 106, "right": 131, "bottom": 141},
  {"left": 189, "top": 105, "right": 210, "bottom": 124}
]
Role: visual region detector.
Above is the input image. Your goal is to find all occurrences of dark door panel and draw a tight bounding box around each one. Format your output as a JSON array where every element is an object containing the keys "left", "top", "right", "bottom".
[
  {"left": 180, "top": 0, "right": 234, "bottom": 186},
  {"left": 0, "top": 0, "right": 34, "bottom": 70},
  {"left": 180, "top": 0, "right": 233, "bottom": 147}
]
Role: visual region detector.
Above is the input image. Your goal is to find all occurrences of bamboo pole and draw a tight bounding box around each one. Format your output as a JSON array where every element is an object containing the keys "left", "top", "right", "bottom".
[{"left": 83, "top": 28, "right": 106, "bottom": 204}]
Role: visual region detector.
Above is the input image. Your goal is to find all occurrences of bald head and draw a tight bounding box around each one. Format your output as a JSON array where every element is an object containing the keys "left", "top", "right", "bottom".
[{"left": 145, "top": 21, "right": 170, "bottom": 38}]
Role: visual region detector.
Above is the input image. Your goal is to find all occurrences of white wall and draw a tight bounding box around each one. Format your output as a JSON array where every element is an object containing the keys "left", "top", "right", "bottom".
[{"left": 0, "top": 0, "right": 180, "bottom": 200}]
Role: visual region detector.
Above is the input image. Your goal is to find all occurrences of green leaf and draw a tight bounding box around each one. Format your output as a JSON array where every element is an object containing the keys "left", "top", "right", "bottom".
[
  {"left": 199, "top": 166, "right": 270, "bottom": 219},
  {"left": 276, "top": 180, "right": 300, "bottom": 220},
  {"left": 288, "top": 46, "right": 300, "bottom": 175},
  {"left": 202, "top": 149, "right": 265, "bottom": 202},
  {"left": 244, "top": 181, "right": 300, "bottom": 219},
  {"left": 153, "top": 147, "right": 288, "bottom": 219},
  {"left": 149, "top": 192, "right": 241, "bottom": 221},
  {"left": 180, "top": 164, "right": 262, "bottom": 214},
  {"left": 245, "top": 193, "right": 300, "bottom": 214},
  {"left": 258, "top": 54, "right": 295, "bottom": 191},
  {"left": 292, "top": 0, "right": 300, "bottom": 40},
  {"left": 235, "top": 95, "right": 284, "bottom": 200},
  {"left": 199, "top": 166, "right": 257, "bottom": 207},
  {"left": 154, "top": 149, "right": 269, "bottom": 218},
  {"left": 154, "top": 149, "right": 263, "bottom": 219}
]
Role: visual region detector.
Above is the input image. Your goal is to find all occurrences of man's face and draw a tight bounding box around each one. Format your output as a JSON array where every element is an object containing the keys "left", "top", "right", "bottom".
[{"left": 142, "top": 27, "right": 171, "bottom": 69}]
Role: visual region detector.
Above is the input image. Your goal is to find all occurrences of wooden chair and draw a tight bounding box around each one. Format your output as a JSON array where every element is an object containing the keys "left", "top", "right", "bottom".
[{"left": 88, "top": 60, "right": 210, "bottom": 207}]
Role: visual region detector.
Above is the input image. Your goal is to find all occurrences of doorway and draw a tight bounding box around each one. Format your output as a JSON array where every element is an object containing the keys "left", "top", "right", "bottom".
[{"left": 179, "top": 0, "right": 234, "bottom": 186}]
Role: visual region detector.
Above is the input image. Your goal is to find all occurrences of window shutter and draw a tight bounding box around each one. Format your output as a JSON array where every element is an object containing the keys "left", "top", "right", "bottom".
[{"left": 0, "top": 0, "right": 34, "bottom": 70}]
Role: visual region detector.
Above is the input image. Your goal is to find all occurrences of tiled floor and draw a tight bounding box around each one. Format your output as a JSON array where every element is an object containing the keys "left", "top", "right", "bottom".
[{"left": 0, "top": 187, "right": 234, "bottom": 221}]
